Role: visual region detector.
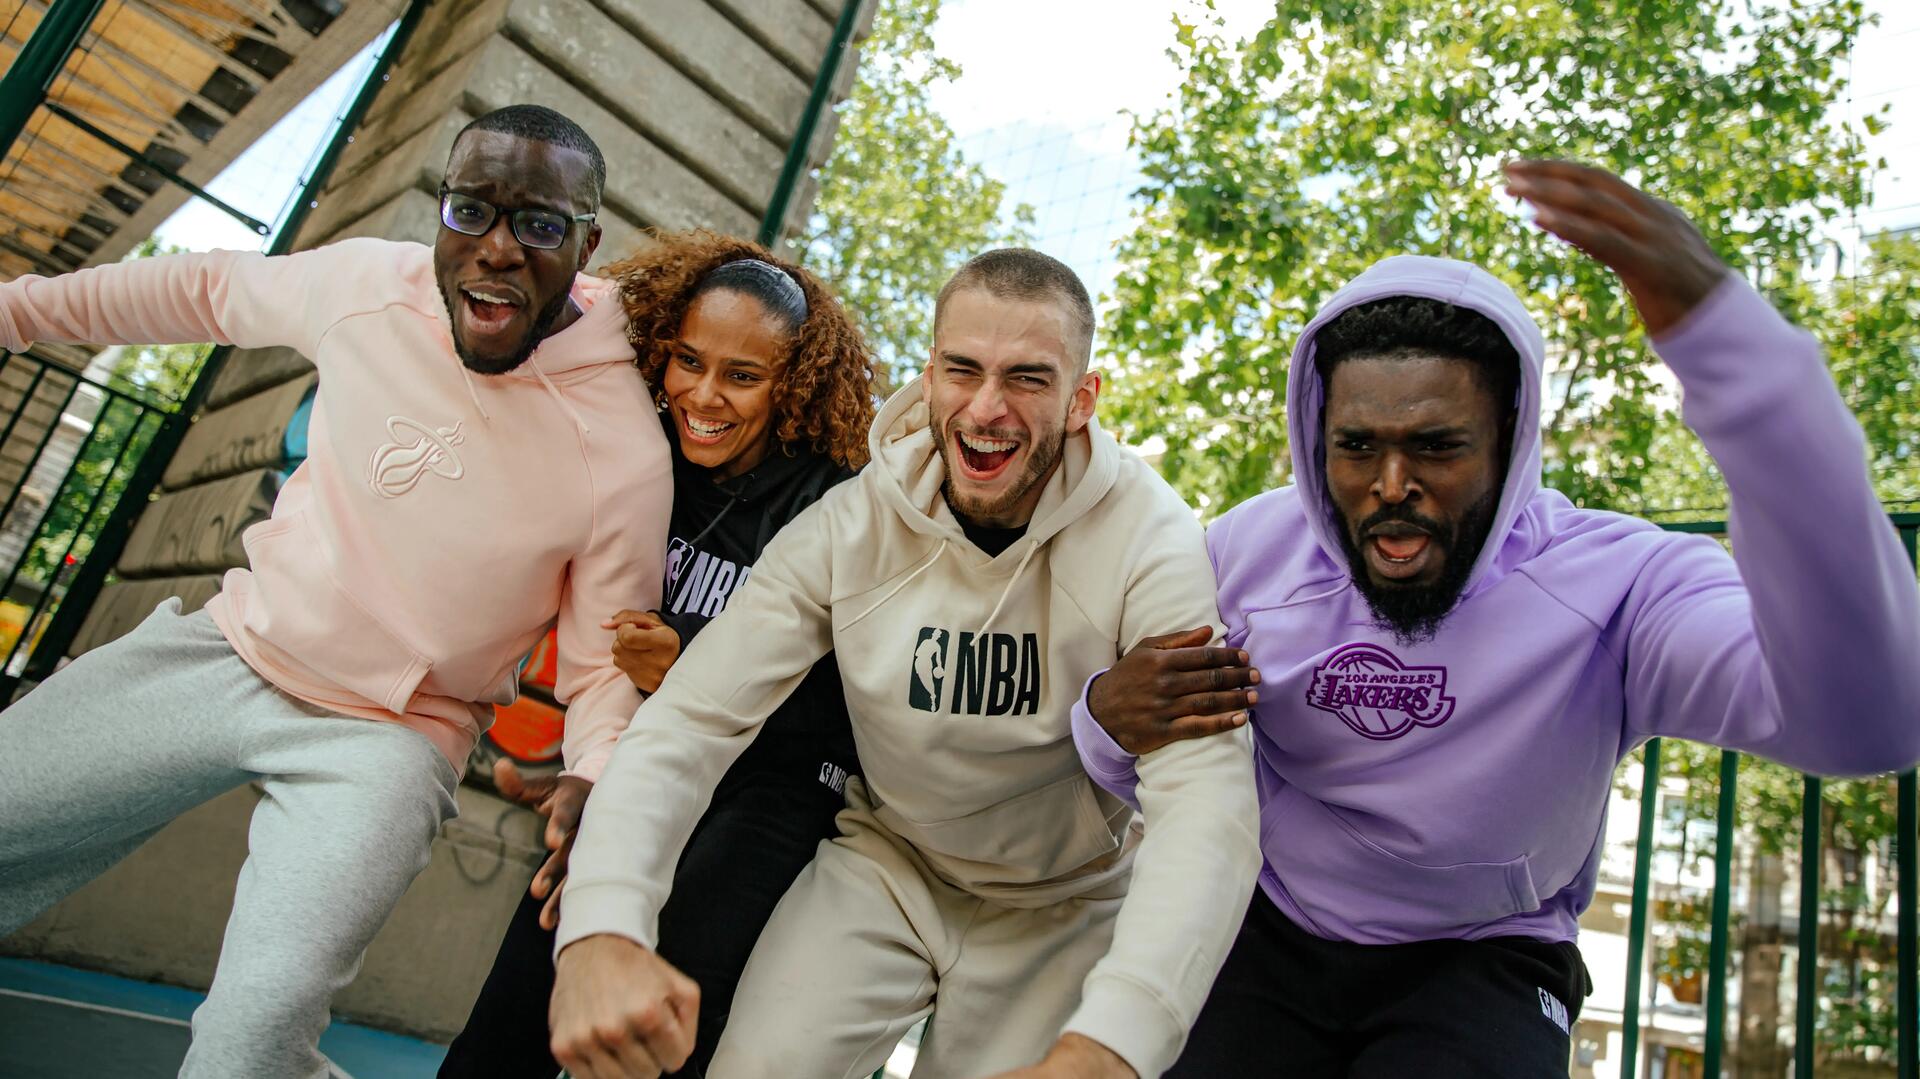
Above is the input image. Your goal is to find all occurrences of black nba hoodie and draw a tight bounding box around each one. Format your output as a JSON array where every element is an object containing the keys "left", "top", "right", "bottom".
[{"left": 657, "top": 418, "right": 858, "bottom": 775}]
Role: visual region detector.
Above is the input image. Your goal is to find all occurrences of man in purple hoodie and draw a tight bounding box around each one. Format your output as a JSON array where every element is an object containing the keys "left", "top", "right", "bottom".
[{"left": 1071, "top": 160, "right": 1920, "bottom": 1076}]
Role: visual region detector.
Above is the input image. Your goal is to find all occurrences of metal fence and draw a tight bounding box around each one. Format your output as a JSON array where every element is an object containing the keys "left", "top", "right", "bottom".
[
  {"left": 1618, "top": 513, "right": 1920, "bottom": 1078},
  {"left": 0, "top": 349, "right": 177, "bottom": 683}
]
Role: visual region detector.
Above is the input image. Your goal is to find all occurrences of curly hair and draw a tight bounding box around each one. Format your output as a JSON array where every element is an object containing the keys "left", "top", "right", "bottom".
[
  {"left": 1313, "top": 296, "right": 1521, "bottom": 410},
  {"left": 604, "top": 230, "right": 877, "bottom": 469}
]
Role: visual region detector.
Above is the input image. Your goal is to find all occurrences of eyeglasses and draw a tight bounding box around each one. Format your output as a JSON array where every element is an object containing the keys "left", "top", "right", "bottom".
[{"left": 438, "top": 185, "right": 596, "bottom": 251}]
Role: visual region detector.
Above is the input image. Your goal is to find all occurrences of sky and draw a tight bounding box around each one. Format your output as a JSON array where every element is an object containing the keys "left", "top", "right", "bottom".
[
  {"left": 150, "top": 31, "right": 386, "bottom": 252},
  {"left": 154, "top": 0, "right": 1920, "bottom": 299}
]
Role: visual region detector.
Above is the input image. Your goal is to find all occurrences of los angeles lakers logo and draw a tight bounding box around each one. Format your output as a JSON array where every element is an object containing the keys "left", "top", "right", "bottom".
[{"left": 367, "top": 416, "right": 466, "bottom": 498}]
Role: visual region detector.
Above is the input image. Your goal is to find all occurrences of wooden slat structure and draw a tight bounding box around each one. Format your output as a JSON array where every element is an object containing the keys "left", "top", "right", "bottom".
[{"left": 0, "top": 0, "right": 403, "bottom": 280}]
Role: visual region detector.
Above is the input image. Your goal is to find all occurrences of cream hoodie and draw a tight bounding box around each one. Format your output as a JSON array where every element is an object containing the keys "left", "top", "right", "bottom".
[
  {"left": 0, "top": 239, "right": 671, "bottom": 779},
  {"left": 560, "top": 378, "right": 1261, "bottom": 1076}
]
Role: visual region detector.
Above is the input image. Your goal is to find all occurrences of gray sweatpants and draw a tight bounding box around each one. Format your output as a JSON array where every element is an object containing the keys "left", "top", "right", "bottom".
[{"left": 0, "top": 599, "right": 460, "bottom": 1078}]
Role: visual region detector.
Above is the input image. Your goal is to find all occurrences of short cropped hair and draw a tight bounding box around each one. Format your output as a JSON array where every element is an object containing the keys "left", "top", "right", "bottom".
[
  {"left": 453, "top": 104, "right": 606, "bottom": 208},
  {"left": 1313, "top": 296, "right": 1521, "bottom": 410},
  {"left": 934, "top": 248, "right": 1095, "bottom": 371}
]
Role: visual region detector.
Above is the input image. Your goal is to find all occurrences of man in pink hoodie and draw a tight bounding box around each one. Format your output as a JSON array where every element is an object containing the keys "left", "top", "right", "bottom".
[{"left": 0, "top": 104, "right": 671, "bottom": 1077}]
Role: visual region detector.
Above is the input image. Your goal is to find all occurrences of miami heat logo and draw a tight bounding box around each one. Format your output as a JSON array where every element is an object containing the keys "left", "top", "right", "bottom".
[
  {"left": 1306, "top": 643, "right": 1456, "bottom": 740},
  {"left": 367, "top": 416, "right": 466, "bottom": 498}
]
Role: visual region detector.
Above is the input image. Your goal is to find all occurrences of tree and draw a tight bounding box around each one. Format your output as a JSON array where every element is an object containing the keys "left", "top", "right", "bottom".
[
  {"left": 802, "top": 0, "right": 1032, "bottom": 382},
  {"left": 1101, "top": 0, "right": 1888, "bottom": 518}
]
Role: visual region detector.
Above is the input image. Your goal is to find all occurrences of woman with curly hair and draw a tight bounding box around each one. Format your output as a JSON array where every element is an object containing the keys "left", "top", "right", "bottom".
[{"left": 440, "top": 231, "right": 876, "bottom": 1078}]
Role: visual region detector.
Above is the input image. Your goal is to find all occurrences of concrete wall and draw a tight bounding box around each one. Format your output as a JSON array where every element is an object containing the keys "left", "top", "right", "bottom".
[
  {"left": 5, "top": 0, "right": 875, "bottom": 1040},
  {"left": 2, "top": 783, "right": 547, "bottom": 1041}
]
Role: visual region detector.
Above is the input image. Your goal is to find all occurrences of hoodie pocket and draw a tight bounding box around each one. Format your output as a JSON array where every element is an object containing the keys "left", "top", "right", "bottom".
[
  {"left": 875, "top": 771, "right": 1120, "bottom": 885},
  {"left": 1266, "top": 784, "right": 1540, "bottom": 939},
  {"left": 238, "top": 512, "right": 433, "bottom": 714}
]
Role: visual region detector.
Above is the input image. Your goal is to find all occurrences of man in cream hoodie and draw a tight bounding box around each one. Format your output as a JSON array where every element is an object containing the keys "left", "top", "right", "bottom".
[
  {"left": 550, "top": 249, "right": 1261, "bottom": 1079},
  {"left": 0, "top": 105, "right": 670, "bottom": 1076}
]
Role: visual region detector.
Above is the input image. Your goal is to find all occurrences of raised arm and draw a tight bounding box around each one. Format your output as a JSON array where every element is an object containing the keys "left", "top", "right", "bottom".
[
  {"left": 1047, "top": 508, "right": 1262, "bottom": 1079},
  {"left": 1506, "top": 159, "right": 1920, "bottom": 775},
  {"left": 0, "top": 240, "right": 392, "bottom": 359},
  {"left": 548, "top": 496, "right": 840, "bottom": 1076}
]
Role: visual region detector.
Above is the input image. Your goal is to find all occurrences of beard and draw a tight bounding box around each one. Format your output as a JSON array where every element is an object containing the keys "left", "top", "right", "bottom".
[
  {"left": 1335, "top": 486, "right": 1500, "bottom": 646},
  {"left": 934, "top": 413, "right": 1065, "bottom": 528},
  {"left": 439, "top": 284, "right": 573, "bottom": 376}
]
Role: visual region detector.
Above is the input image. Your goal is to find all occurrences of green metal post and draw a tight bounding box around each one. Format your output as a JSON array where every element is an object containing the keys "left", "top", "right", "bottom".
[
  {"left": 9, "top": 0, "right": 435, "bottom": 695},
  {"left": 1904, "top": 525, "right": 1920, "bottom": 1079},
  {"left": 272, "top": 0, "right": 436, "bottom": 252},
  {"left": 1900, "top": 769, "right": 1917, "bottom": 1079},
  {"left": 1704, "top": 748, "right": 1739, "bottom": 1078},
  {"left": 0, "top": 0, "right": 108, "bottom": 165},
  {"left": 757, "top": 0, "right": 862, "bottom": 247},
  {"left": 1795, "top": 774, "right": 1822, "bottom": 1078},
  {"left": 1620, "top": 737, "right": 1662, "bottom": 1079}
]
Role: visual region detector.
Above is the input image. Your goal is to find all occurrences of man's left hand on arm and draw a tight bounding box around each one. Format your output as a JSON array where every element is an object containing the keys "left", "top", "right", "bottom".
[
  {"left": 1086, "top": 626, "right": 1259, "bottom": 756},
  {"left": 981, "top": 1033, "right": 1137, "bottom": 1079},
  {"left": 1504, "top": 159, "right": 1729, "bottom": 336}
]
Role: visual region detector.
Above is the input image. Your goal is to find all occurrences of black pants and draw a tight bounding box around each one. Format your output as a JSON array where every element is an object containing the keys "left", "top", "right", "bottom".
[
  {"left": 438, "top": 738, "right": 853, "bottom": 1078},
  {"left": 1168, "top": 889, "right": 1590, "bottom": 1078}
]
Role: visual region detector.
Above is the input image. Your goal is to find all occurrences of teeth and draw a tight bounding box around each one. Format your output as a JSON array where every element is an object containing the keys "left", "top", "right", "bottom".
[
  {"left": 958, "top": 433, "right": 1016, "bottom": 453},
  {"left": 463, "top": 289, "right": 518, "bottom": 305},
  {"left": 687, "top": 417, "right": 733, "bottom": 435}
]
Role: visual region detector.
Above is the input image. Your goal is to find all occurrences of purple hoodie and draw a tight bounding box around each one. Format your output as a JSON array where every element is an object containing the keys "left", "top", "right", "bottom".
[{"left": 1074, "top": 256, "right": 1920, "bottom": 944}]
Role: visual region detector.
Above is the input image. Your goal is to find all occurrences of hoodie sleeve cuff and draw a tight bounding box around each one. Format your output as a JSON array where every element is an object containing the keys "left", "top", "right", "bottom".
[
  {"left": 1062, "top": 973, "right": 1187, "bottom": 1079},
  {"left": 1072, "top": 670, "right": 1142, "bottom": 807},
  {"left": 562, "top": 745, "right": 612, "bottom": 784},
  {"left": 553, "top": 880, "right": 658, "bottom": 959}
]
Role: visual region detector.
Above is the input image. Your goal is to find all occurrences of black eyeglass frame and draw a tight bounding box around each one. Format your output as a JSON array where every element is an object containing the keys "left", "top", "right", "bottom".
[{"left": 438, "top": 184, "right": 597, "bottom": 251}]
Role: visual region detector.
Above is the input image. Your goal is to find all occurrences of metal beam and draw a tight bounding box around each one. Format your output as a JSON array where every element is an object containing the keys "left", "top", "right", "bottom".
[
  {"left": 756, "top": 0, "right": 861, "bottom": 247},
  {"left": 43, "top": 101, "right": 271, "bottom": 235},
  {"left": 1703, "top": 748, "right": 1740, "bottom": 1077},
  {"left": 1795, "top": 774, "right": 1822, "bottom": 1077},
  {"left": 0, "top": 0, "right": 110, "bottom": 166},
  {"left": 1619, "top": 737, "right": 1662, "bottom": 1079}
]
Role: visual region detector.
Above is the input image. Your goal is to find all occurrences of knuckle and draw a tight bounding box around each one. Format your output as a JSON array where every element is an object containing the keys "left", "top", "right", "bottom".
[
  {"left": 593, "top": 1020, "right": 630, "bottom": 1045},
  {"left": 629, "top": 1001, "right": 664, "bottom": 1032}
]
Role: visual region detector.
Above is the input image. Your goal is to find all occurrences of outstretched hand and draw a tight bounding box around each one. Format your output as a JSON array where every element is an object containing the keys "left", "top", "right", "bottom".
[
  {"left": 1504, "top": 159, "right": 1729, "bottom": 336},
  {"left": 1085, "top": 627, "right": 1258, "bottom": 756},
  {"left": 493, "top": 758, "right": 591, "bottom": 929}
]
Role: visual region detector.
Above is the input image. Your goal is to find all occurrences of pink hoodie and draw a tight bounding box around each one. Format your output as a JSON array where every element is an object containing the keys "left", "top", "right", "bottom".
[{"left": 0, "top": 238, "right": 672, "bottom": 780}]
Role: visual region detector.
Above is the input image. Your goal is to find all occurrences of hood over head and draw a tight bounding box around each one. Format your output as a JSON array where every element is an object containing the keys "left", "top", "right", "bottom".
[{"left": 1285, "top": 255, "right": 1546, "bottom": 598}]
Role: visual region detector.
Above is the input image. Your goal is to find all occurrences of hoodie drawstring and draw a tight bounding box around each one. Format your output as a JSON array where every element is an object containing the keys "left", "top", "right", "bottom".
[
  {"left": 842, "top": 535, "right": 1039, "bottom": 635},
  {"left": 979, "top": 539, "right": 1039, "bottom": 633},
  {"left": 460, "top": 364, "right": 491, "bottom": 423},
  {"left": 529, "top": 359, "right": 591, "bottom": 436},
  {"left": 842, "top": 539, "right": 950, "bottom": 631}
]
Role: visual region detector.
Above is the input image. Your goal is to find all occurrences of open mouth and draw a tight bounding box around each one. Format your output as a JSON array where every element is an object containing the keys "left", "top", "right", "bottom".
[
  {"left": 459, "top": 285, "right": 525, "bottom": 337},
  {"left": 682, "top": 413, "right": 736, "bottom": 445},
  {"left": 1366, "top": 526, "right": 1434, "bottom": 580},
  {"left": 955, "top": 431, "right": 1018, "bottom": 479}
]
